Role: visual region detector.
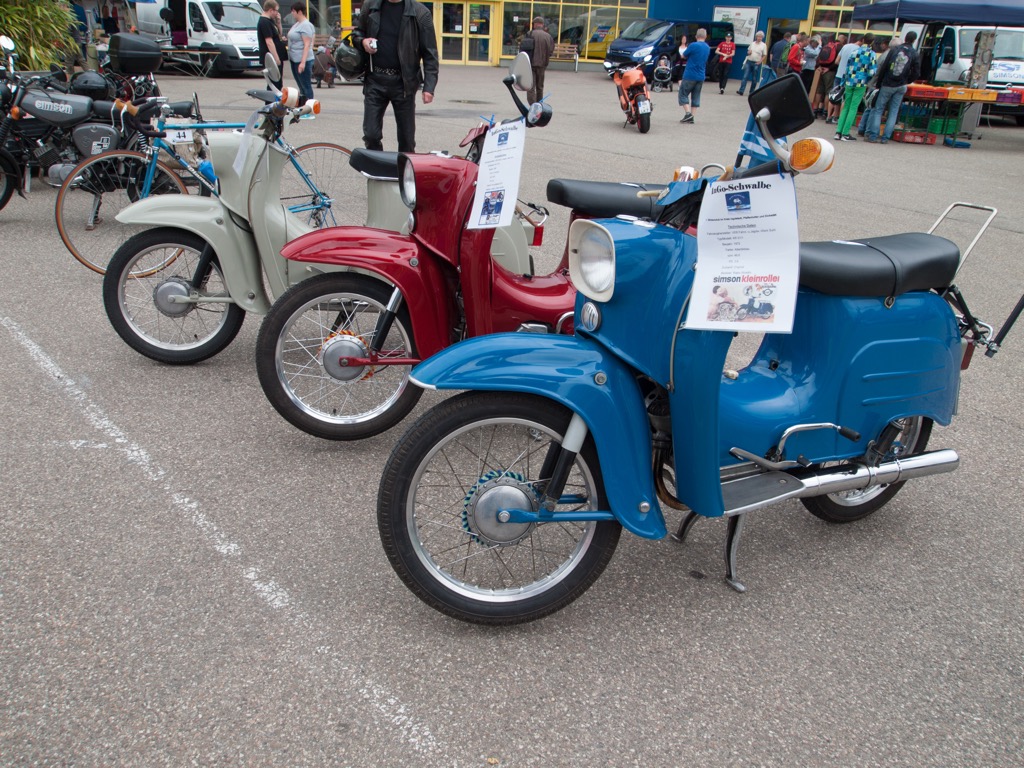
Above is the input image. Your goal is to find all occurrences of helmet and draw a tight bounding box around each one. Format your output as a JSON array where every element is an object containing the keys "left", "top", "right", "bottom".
[
  {"left": 70, "top": 71, "right": 113, "bottom": 101},
  {"left": 334, "top": 36, "right": 365, "bottom": 82}
]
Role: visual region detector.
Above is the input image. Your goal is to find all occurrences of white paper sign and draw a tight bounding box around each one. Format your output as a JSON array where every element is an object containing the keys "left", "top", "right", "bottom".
[
  {"left": 685, "top": 173, "right": 800, "bottom": 333},
  {"left": 467, "top": 121, "right": 525, "bottom": 230}
]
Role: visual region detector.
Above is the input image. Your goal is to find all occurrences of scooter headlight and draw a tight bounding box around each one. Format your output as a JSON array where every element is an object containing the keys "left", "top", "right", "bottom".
[
  {"left": 398, "top": 155, "right": 416, "bottom": 210},
  {"left": 568, "top": 220, "right": 615, "bottom": 302},
  {"left": 789, "top": 138, "right": 835, "bottom": 175}
]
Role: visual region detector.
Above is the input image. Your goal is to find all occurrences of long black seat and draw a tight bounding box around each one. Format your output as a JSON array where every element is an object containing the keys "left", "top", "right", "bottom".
[
  {"left": 546, "top": 179, "right": 667, "bottom": 220},
  {"left": 799, "top": 233, "right": 960, "bottom": 297},
  {"left": 92, "top": 100, "right": 117, "bottom": 117},
  {"left": 350, "top": 148, "right": 399, "bottom": 179}
]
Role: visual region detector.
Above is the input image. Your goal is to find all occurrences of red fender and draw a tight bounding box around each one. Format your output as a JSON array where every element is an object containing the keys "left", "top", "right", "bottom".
[{"left": 281, "top": 227, "right": 457, "bottom": 358}]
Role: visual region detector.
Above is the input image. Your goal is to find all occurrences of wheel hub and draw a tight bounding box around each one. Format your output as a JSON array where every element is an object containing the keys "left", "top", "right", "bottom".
[
  {"left": 319, "top": 332, "right": 371, "bottom": 382},
  {"left": 153, "top": 277, "right": 195, "bottom": 317},
  {"left": 463, "top": 471, "right": 536, "bottom": 546}
]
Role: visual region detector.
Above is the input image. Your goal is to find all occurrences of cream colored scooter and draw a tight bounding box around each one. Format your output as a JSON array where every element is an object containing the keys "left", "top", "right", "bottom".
[{"left": 100, "top": 58, "right": 354, "bottom": 364}]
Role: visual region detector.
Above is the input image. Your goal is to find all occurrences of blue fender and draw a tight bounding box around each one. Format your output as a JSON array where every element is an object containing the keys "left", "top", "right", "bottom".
[{"left": 412, "top": 334, "right": 667, "bottom": 539}]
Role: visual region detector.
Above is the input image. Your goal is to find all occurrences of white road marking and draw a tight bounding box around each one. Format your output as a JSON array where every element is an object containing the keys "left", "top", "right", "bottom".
[{"left": 2, "top": 315, "right": 440, "bottom": 756}]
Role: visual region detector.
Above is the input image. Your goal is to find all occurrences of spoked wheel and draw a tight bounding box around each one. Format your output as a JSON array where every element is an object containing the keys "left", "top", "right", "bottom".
[
  {"left": 56, "top": 150, "right": 188, "bottom": 274},
  {"left": 102, "top": 228, "right": 245, "bottom": 364},
  {"left": 280, "top": 142, "right": 364, "bottom": 229},
  {"left": 255, "top": 273, "right": 420, "bottom": 440},
  {"left": 377, "top": 392, "right": 622, "bottom": 625},
  {"left": 802, "top": 416, "right": 934, "bottom": 523}
]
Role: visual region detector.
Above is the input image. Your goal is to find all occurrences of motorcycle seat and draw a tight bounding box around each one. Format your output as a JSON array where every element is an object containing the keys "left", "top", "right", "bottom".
[
  {"left": 349, "top": 148, "right": 400, "bottom": 179},
  {"left": 546, "top": 179, "right": 667, "bottom": 220},
  {"left": 246, "top": 89, "right": 279, "bottom": 104},
  {"left": 799, "top": 233, "right": 961, "bottom": 297},
  {"left": 92, "top": 100, "right": 117, "bottom": 117},
  {"left": 166, "top": 101, "right": 195, "bottom": 118}
]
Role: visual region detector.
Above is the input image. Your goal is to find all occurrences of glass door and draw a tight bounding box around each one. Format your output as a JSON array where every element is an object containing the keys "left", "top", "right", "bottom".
[{"left": 439, "top": 2, "right": 493, "bottom": 64}]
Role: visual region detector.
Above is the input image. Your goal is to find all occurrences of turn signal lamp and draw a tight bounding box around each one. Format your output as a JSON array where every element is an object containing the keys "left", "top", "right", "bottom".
[
  {"left": 279, "top": 87, "right": 299, "bottom": 108},
  {"left": 10, "top": 105, "right": 23, "bottom": 120},
  {"left": 789, "top": 138, "right": 835, "bottom": 175}
]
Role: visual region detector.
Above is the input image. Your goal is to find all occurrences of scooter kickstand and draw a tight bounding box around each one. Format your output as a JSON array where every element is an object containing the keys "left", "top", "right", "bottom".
[
  {"left": 724, "top": 514, "right": 747, "bottom": 593},
  {"left": 672, "top": 509, "right": 701, "bottom": 543}
]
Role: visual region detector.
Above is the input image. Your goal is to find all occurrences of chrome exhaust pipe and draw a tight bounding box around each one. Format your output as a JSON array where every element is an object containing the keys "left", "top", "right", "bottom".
[{"left": 795, "top": 449, "right": 960, "bottom": 498}]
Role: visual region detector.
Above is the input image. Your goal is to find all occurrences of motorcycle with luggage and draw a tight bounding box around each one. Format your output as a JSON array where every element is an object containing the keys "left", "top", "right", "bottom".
[
  {"left": 374, "top": 74, "right": 1022, "bottom": 625},
  {"left": 254, "top": 54, "right": 665, "bottom": 442},
  {"left": 0, "top": 34, "right": 163, "bottom": 208}
]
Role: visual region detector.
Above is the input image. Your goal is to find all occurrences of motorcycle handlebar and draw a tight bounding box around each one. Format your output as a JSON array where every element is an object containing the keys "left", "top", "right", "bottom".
[{"left": 729, "top": 160, "right": 785, "bottom": 180}]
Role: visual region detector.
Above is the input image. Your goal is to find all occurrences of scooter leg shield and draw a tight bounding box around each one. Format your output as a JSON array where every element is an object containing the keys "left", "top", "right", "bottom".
[
  {"left": 411, "top": 333, "right": 667, "bottom": 540},
  {"left": 116, "top": 196, "right": 267, "bottom": 313}
]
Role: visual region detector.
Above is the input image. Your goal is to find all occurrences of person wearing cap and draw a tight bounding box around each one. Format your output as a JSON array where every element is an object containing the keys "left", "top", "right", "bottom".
[
  {"left": 523, "top": 17, "right": 554, "bottom": 105},
  {"left": 736, "top": 30, "right": 768, "bottom": 95},
  {"left": 714, "top": 33, "right": 736, "bottom": 94}
]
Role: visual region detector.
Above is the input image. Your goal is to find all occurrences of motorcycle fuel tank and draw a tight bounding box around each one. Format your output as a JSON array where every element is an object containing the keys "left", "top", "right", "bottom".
[{"left": 21, "top": 89, "right": 92, "bottom": 128}]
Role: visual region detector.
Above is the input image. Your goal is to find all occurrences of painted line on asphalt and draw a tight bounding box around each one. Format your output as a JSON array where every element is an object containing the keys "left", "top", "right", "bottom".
[{"left": 2, "top": 314, "right": 441, "bottom": 757}]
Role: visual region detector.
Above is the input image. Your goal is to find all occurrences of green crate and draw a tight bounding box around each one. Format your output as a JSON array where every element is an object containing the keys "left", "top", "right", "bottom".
[{"left": 927, "top": 117, "right": 959, "bottom": 135}]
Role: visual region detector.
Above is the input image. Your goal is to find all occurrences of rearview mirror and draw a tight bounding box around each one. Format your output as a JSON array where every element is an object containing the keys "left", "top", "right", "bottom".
[
  {"left": 747, "top": 73, "right": 815, "bottom": 140},
  {"left": 0, "top": 36, "right": 14, "bottom": 53},
  {"left": 509, "top": 51, "right": 533, "bottom": 92},
  {"left": 264, "top": 52, "right": 281, "bottom": 88}
]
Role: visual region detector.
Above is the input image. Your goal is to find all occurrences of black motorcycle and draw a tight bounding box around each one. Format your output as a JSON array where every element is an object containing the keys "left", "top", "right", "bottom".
[{"left": 0, "top": 34, "right": 162, "bottom": 211}]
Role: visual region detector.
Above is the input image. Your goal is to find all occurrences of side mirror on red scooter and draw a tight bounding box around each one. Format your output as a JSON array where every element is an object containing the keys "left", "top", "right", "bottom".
[{"left": 505, "top": 51, "right": 552, "bottom": 127}]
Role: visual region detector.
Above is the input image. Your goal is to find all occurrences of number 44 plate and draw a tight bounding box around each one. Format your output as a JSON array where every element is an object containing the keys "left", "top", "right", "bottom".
[
  {"left": 638, "top": 100, "right": 652, "bottom": 114},
  {"left": 167, "top": 126, "right": 194, "bottom": 144}
]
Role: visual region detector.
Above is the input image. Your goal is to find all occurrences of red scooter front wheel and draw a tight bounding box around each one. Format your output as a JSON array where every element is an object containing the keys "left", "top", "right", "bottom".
[{"left": 255, "top": 273, "right": 421, "bottom": 440}]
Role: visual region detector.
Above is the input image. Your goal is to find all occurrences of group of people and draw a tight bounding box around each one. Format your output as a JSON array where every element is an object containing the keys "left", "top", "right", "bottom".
[{"left": 257, "top": 0, "right": 440, "bottom": 152}]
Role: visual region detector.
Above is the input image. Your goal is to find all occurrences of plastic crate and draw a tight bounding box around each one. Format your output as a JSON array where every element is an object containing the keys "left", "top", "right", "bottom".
[
  {"left": 892, "top": 130, "right": 937, "bottom": 145},
  {"left": 995, "top": 90, "right": 1022, "bottom": 104},
  {"left": 927, "top": 117, "right": 959, "bottom": 135},
  {"left": 970, "top": 89, "right": 999, "bottom": 102},
  {"left": 906, "top": 84, "right": 949, "bottom": 100}
]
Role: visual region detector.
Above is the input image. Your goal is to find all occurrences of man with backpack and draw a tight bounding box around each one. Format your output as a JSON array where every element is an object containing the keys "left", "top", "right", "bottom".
[
  {"left": 521, "top": 17, "right": 554, "bottom": 105},
  {"left": 865, "top": 30, "right": 920, "bottom": 143},
  {"left": 812, "top": 34, "right": 843, "bottom": 118}
]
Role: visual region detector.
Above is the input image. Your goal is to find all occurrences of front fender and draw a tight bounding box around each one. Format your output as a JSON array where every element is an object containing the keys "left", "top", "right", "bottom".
[
  {"left": 413, "top": 334, "right": 666, "bottom": 539},
  {"left": 281, "top": 227, "right": 456, "bottom": 358},
  {"left": 0, "top": 147, "right": 24, "bottom": 195},
  {"left": 116, "top": 196, "right": 268, "bottom": 313}
]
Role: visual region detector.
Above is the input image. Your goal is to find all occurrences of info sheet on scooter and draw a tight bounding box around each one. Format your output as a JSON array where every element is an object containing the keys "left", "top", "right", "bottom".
[
  {"left": 467, "top": 121, "right": 525, "bottom": 230},
  {"left": 686, "top": 174, "right": 799, "bottom": 333}
]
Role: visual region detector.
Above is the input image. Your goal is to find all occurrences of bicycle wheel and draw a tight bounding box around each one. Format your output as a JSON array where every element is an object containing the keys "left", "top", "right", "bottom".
[
  {"left": 56, "top": 150, "right": 188, "bottom": 275},
  {"left": 280, "top": 142, "right": 365, "bottom": 229}
]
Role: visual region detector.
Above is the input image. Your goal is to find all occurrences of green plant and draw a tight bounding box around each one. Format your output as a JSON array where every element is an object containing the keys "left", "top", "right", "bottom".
[{"left": 0, "top": 0, "right": 76, "bottom": 71}]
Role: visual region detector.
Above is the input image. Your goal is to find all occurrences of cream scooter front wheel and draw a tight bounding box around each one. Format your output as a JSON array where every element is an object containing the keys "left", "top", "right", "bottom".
[{"left": 102, "top": 228, "right": 245, "bottom": 364}]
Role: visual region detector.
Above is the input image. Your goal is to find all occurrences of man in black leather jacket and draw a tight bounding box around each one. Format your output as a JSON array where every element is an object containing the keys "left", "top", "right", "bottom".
[{"left": 352, "top": 0, "right": 439, "bottom": 152}]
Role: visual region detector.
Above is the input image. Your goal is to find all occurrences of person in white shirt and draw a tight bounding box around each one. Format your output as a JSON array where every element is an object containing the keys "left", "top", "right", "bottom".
[{"left": 736, "top": 30, "right": 768, "bottom": 95}]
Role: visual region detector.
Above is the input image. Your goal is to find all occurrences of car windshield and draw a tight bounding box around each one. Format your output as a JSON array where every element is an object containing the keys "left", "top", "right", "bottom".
[
  {"left": 959, "top": 28, "right": 1024, "bottom": 61},
  {"left": 619, "top": 20, "right": 670, "bottom": 43},
  {"left": 203, "top": 2, "right": 261, "bottom": 30}
]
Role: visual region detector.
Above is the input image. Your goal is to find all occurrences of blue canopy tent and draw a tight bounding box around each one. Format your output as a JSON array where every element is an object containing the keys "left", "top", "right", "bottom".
[{"left": 851, "top": 0, "right": 1024, "bottom": 25}]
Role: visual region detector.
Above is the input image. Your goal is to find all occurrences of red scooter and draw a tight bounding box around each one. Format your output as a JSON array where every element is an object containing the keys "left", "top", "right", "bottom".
[{"left": 254, "top": 54, "right": 664, "bottom": 440}]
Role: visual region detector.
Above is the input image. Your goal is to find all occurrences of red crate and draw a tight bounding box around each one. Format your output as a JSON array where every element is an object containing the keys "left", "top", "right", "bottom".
[
  {"left": 892, "top": 130, "right": 937, "bottom": 145},
  {"left": 906, "top": 83, "right": 949, "bottom": 100}
]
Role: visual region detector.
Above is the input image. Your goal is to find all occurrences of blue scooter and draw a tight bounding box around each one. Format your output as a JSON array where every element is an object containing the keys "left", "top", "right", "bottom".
[{"left": 376, "top": 74, "right": 1022, "bottom": 625}]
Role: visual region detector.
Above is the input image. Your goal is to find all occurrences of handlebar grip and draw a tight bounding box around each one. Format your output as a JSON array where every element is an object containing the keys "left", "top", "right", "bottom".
[
  {"left": 114, "top": 98, "right": 140, "bottom": 117},
  {"left": 730, "top": 160, "right": 782, "bottom": 180}
]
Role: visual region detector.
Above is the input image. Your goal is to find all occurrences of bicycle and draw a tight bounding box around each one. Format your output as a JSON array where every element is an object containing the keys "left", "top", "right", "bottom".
[{"left": 54, "top": 95, "right": 357, "bottom": 274}]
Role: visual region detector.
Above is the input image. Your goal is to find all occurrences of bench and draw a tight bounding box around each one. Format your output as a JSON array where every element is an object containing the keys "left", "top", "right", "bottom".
[{"left": 551, "top": 43, "right": 579, "bottom": 72}]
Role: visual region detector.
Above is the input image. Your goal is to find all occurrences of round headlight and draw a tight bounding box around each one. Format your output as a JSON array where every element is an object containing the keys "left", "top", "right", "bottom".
[
  {"left": 568, "top": 220, "right": 615, "bottom": 302},
  {"left": 400, "top": 157, "right": 416, "bottom": 210}
]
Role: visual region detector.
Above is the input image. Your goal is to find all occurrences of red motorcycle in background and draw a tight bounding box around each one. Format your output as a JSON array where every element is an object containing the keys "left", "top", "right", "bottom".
[
  {"left": 605, "top": 59, "right": 653, "bottom": 133},
  {"left": 253, "top": 54, "right": 665, "bottom": 441}
]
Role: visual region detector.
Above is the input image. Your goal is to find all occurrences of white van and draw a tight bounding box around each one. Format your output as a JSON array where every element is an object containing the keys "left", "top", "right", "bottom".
[
  {"left": 137, "top": 0, "right": 263, "bottom": 75},
  {"left": 916, "top": 24, "right": 1024, "bottom": 123}
]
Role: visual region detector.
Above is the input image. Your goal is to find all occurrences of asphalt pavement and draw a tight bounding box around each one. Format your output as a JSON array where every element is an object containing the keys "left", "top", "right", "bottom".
[{"left": 1, "top": 64, "right": 1022, "bottom": 766}]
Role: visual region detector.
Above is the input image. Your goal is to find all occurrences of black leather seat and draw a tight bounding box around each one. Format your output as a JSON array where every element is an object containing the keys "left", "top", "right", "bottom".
[
  {"left": 546, "top": 179, "right": 667, "bottom": 219},
  {"left": 92, "top": 100, "right": 116, "bottom": 117},
  {"left": 166, "top": 100, "right": 195, "bottom": 118},
  {"left": 349, "top": 148, "right": 400, "bottom": 179},
  {"left": 799, "top": 233, "right": 961, "bottom": 297}
]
